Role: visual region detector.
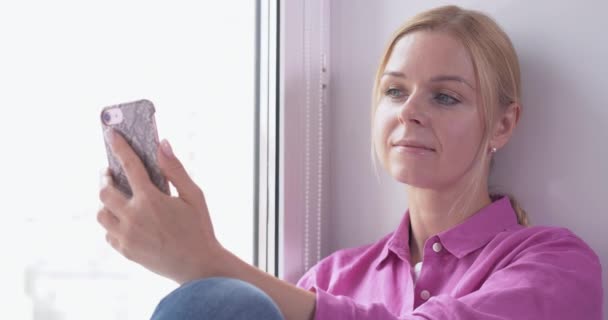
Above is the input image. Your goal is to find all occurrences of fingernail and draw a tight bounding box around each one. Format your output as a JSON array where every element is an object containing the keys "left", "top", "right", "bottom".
[
  {"left": 104, "top": 129, "right": 114, "bottom": 146},
  {"left": 160, "top": 139, "right": 174, "bottom": 158}
]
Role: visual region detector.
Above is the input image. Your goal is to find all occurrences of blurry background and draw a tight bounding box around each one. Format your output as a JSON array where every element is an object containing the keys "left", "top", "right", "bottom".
[{"left": 0, "top": 1, "right": 255, "bottom": 318}]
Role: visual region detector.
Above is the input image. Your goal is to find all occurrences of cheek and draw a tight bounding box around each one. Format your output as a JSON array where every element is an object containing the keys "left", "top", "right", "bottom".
[
  {"left": 372, "top": 107, "right": 396, "bottom": 161},
  {"left": 439, "top": 115, "right": 484, "bottom": 165}
]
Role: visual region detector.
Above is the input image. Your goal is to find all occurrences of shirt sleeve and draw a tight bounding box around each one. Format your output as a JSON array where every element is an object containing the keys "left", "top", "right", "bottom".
[{"left": 304, "top": 232, "right": 604, "bottom": 320}]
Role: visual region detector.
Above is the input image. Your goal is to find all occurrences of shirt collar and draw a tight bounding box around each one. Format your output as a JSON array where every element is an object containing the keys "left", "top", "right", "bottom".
[
  {"left": 437, "top": 196, "right": 519, "bottom": 258},
  {"left": 374, "top": 209, "right": 412, "bottom": 270},
  {"left": 375, "top": 196, "right": 519, "bottom": 269}
]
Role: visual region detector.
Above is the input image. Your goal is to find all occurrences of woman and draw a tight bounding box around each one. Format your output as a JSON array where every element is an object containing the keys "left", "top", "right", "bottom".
[{"left": 97, "top": 5, "right": 603, "bottom": 320}]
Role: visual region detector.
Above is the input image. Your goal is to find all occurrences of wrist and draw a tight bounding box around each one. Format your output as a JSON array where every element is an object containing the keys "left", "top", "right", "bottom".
[
  {"left": 174, "top": 242, "right": 231, "bottom": 285},
  {"left": 208, "top": 244, "right": 235, "bottom": 278}
]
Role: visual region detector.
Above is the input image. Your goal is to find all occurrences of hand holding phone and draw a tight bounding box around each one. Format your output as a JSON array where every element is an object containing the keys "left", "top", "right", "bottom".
[{"left": 100, "top": 99, "right": 170, "bottom": 197}]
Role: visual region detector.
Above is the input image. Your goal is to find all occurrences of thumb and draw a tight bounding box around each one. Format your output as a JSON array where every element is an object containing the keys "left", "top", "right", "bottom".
[{"left": 158, "top": 139, "right": 202, "bottom": 204}]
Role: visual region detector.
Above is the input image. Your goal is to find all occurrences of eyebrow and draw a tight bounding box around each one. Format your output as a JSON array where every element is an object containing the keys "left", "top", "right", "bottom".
[{"left": 382, "top": 71, "right": 475, "bottom": 90}]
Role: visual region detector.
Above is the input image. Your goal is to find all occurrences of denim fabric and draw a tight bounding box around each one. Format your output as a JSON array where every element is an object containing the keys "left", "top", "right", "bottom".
[{"left": 151, "top": 277, "right": 284, "bottom": 320}]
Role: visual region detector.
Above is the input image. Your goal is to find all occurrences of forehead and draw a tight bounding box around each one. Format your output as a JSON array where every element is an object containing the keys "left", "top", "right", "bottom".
[{"left": 384, "top": 31, "right": 475, "bottom": 83}]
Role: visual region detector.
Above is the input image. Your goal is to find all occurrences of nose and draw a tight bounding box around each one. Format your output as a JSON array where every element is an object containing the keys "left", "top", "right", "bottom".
[{"left": 398, "top": 91, "right": 427, "bottom": 126}]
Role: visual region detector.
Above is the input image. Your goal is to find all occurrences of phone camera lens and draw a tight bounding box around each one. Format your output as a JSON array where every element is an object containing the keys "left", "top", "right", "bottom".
[{"left": 102, "top": 111, "right": 112, "bottom": 124}]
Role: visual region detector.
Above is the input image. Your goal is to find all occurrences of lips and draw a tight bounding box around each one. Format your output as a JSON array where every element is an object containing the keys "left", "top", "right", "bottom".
[{"left": 393, "top": 139, "right": 435, "bottom": 152}]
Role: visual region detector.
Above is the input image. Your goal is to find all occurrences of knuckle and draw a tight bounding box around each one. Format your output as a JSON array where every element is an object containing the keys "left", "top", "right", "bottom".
[
  {"left": 119, "top": 244, "right": 134, "bottom": 260},
  {"left": 99, "top": 187, "right": 110, "bottom": 202},
  {"left": 118, "top": 237, "right": 137, "bottom": 261},
  {"left": 117, "top": 233, "right": 131, "bottom": 248},
  {"left": 97, "top": 208, "right": 117, "bottom": 229},
  {"left": 135, "top": 188, "right": 153, "bottom": 202},
  {"left": 195, "top": 186, "right": 207, "bottom": 206},
  {"left": 130, "top": 193, "right": 144, "bottom": 206},
  {"left": 129, "top": 198, "right": 148, "bottom": 214},
  {"left": 123, "top": 252, "right": 134, "bottom": 261},
  {"left": 111, "top": 240, "right": 120, "bottom": 252},
  {"left": 107, "top": 236, "right": 119, "bottom": 250},
  {"left": 193, "top": 185, "right": 205, "bottom": 199},
  {"left": 96, "top": 209, "right": 106, "bottom": 224}
]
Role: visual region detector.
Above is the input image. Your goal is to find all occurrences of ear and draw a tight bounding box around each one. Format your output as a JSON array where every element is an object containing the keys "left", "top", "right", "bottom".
[{"left": 490, "top": 102, "right": 521, "bottom": 150}]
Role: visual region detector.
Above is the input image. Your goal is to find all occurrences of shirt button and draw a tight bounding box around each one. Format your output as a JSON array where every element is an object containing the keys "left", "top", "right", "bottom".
[
  {"left": 420, "top": 290, "right": 431, "bottom": 300},
  {"left": 432, "top": 242, "right": 443, "bottom": 253}
]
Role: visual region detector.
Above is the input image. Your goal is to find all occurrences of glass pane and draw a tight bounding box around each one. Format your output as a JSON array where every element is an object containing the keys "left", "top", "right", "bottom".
[{"left": 0, "top": 1, "right": 255, "bottom": 319}]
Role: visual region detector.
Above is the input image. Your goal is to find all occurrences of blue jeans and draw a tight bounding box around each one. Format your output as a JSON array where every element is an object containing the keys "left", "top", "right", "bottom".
[{"left": 151, "top": 277, "right": 285, "bottom": 320}]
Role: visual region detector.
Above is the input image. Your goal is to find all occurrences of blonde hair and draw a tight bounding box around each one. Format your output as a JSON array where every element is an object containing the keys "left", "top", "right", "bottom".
[{"left": 371, "top": 5, "right": 529, "bottom": 226}]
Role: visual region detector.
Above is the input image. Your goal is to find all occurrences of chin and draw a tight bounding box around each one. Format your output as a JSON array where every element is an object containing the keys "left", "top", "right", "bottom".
[{"left": 389, "top": 166, "right": 437, "bottom": 189}]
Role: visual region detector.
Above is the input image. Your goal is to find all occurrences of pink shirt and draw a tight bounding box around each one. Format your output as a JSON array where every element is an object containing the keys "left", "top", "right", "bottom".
[{"left": 296, "top": 197, "right": 603, "bottom": 319}]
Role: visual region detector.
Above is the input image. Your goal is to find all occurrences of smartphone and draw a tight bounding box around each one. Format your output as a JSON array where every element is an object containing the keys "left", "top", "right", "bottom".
[{"left": 100, "top": 99, "right": 170, "bottom": 197}]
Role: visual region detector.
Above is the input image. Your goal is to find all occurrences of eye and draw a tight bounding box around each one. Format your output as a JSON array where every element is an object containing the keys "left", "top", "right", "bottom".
[
  {"left": 385, "top": 87, "right": 405, "bottom": 99},
  {"left": 434, "top": 93, "right": 460, "bottom": 106}
]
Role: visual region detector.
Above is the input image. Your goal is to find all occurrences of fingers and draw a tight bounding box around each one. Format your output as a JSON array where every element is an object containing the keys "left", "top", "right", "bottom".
[
  {"left": 105, "top": 129, "right": 153, "bottom": 194},
  {"left": 106, "top": 233, "right": 116, "bottom": 247},
  {"left": 157, "top": 139, "right": 204, "bottom": 205},
  {"left": 99, "top": 170, "right": 128, "bottom": 212},
  {"left": 105, "top": 233, "right": 122, "bottom": 254},
  {"left": 97, "top": 207, "right": 120, "bottom": 234}
]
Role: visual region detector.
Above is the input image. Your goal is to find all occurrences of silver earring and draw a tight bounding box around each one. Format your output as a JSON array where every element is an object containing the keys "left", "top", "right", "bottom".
[{"left": 490, "top": 147, "right": 497, "bottom": 153}]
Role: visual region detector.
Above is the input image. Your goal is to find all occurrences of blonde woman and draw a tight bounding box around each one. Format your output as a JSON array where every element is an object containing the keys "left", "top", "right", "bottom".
[{"left": 97, "top": 5, "right": 603, "bottom": 320}]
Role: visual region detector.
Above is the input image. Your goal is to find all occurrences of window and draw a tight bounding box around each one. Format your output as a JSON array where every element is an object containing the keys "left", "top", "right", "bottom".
[{"left": 0, "top": 1, "right": 255, "bottom": 318}]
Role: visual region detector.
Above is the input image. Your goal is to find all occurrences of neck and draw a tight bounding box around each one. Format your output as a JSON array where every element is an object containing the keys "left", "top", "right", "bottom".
[{"left": 407, "top": 180, "right": 491, "bottom": 265}]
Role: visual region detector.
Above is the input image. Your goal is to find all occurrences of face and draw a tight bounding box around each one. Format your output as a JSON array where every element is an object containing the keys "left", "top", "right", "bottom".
[{"left": 373, "top": 31, "right": 484, "bottom": 190}]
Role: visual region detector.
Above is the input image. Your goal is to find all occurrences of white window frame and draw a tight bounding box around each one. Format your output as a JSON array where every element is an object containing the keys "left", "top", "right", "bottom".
[
  {"left": 256, "top": 0, "right": 279, "bottom": 273},
  {"left": 257, "top": 0, "right": 331, "bottom": 282}
]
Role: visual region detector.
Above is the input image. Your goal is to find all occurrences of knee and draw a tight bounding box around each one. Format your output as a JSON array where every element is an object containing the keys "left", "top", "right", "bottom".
[{"left": 151, "top": 277, "right": 284, "bottom": 320}]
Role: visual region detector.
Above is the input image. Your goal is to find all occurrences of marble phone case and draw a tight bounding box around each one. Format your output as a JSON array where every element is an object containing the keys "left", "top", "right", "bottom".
[{"left": 100, "top": 99, "right": 170, "bottom": 197}]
